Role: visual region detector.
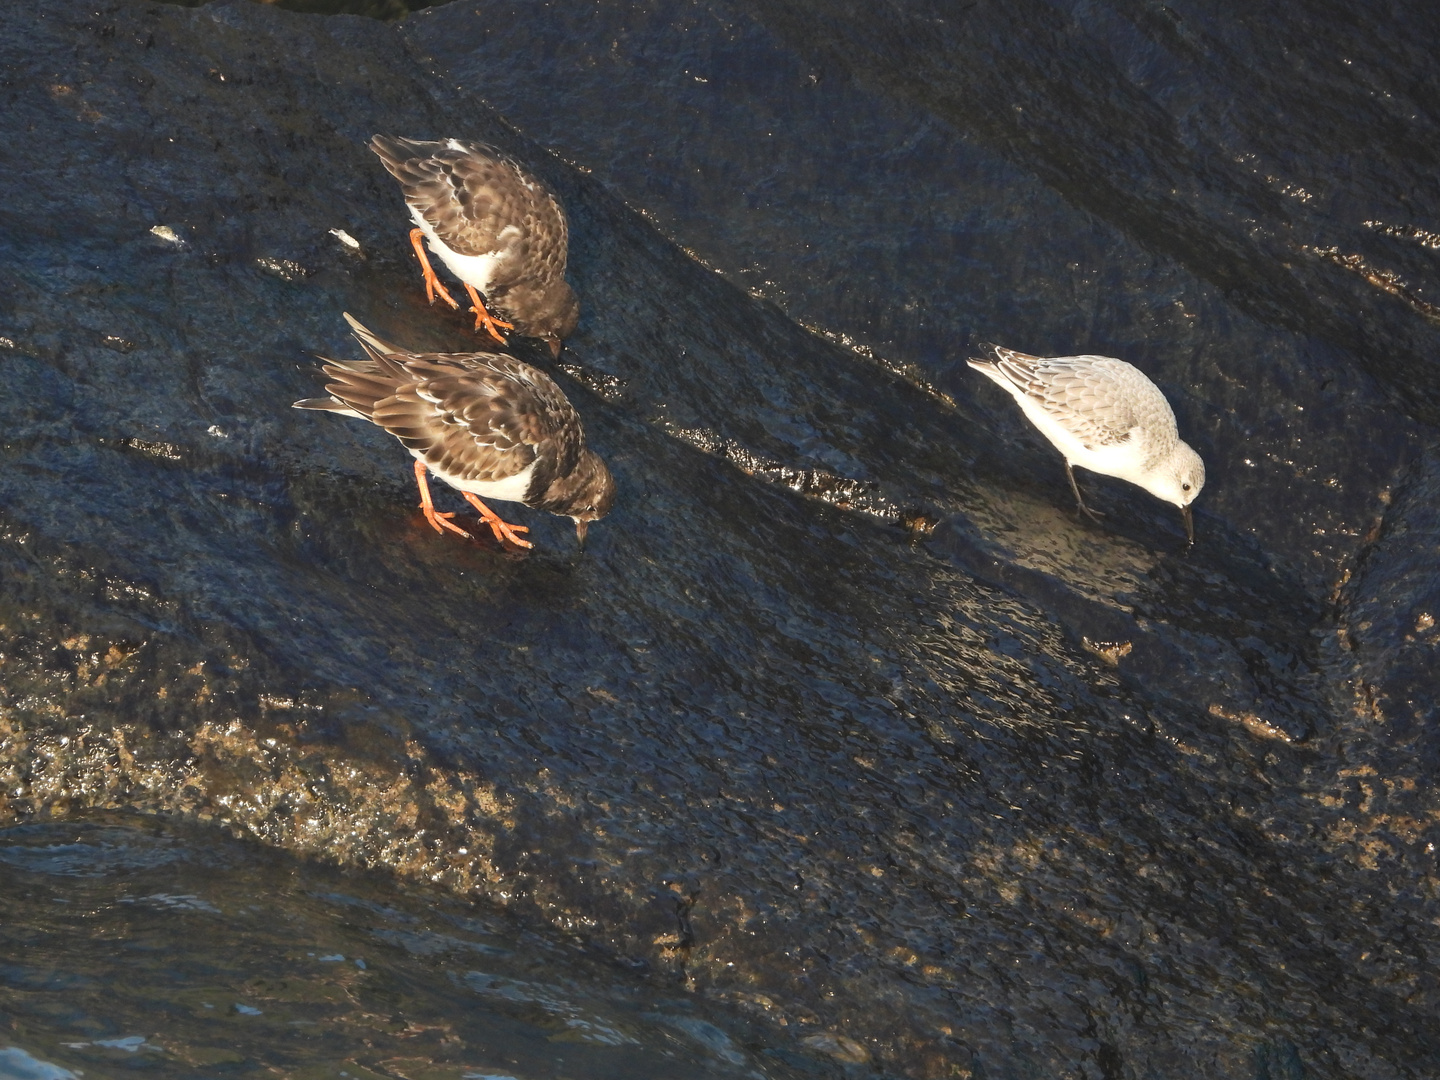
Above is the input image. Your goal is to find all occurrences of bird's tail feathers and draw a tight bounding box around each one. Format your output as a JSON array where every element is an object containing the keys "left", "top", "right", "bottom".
[
  {"left": 292, "top": 396, "right": 369, "bottom": 421},
  {"left": 368, "top": 134, "right": 430, "bottom": 172},
  {"left": 966, "top": 341, "right": 1004, "bottom": 371},
  {"left": 343, "top": 313, "right": 406, "bottom": 361},
  {"left": 300, "top": 354, "right": 413, "bottom": 419}
]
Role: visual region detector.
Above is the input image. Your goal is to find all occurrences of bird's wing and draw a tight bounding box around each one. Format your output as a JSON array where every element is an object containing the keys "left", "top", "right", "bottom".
[
  {"left": 989, "top": 346, "right": 1138, "bottom": 450},
  {"left": 369, "top": 356, "right": 581, "bottom": 484},
  {"left": 372, "top": 136, "right": 563, "bottom": 266},
  {"left": 445, "top": 147, "right": 569, "bottom": 282}
]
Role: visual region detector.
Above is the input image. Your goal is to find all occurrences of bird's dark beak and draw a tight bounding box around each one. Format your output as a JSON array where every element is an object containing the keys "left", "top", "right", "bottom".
[
  {"left": 575, "top": 518, "right": 589, "bottom": 549},
  {"left": 547, "top": 336, "right": 563, "bottom": 359},
  {"left": 1181, "top": 504, "right": 1194, "bottom": 546}
]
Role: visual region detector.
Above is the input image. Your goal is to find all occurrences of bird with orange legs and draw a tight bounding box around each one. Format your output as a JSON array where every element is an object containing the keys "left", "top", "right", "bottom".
[
  {"left": 295, "top": 315, "right": 614, "bottom": 550},
  {"left": 370, "top": 135, "right": 580, "bottom": 357}
]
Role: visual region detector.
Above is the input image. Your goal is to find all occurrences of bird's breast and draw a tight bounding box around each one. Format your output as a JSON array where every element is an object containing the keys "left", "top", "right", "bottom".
[
  {"left": 410, "top": 209, "right": 509, "bottom": 292},
  {"left": 416, "top": 450, "right": 539, "bottom": 506}
]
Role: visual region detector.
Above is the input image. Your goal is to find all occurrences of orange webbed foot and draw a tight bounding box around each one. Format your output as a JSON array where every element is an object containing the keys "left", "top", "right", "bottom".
[
  {"left": 462, "top": 492, "right": 533, "bottom": 550},
  {"left": 463, "top": 283, "right": 514, "bottom": 346},
  {"left": 423, "top": 508, "right": 472, "bottom": 539}
]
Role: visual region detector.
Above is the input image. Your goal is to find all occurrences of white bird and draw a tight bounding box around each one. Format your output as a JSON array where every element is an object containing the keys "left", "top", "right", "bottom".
[{"left": 967, "top": 344, "right": 1205, "bottom": 543}]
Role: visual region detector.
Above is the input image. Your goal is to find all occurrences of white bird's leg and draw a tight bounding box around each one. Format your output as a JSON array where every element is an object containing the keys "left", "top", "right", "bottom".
[{"left": 1065, "top": 462, "right": 1106, "bottom": 523}]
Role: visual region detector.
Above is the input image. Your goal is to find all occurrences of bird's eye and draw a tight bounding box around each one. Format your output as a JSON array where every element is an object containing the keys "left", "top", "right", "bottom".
[{"left": 1182, "top": 483, "right": 1191, "bottom": 492}]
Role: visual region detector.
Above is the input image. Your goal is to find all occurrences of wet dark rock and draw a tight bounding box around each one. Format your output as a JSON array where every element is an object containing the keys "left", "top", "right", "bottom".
[
  {"left": 163, "top": 0, "right": 447, "bottom": 22},
  {"left": 1, "top": 1, "right": 1439, "bottom": 1078},
  {"left": 411, "top": 0, "right": 1418, "bottom": 590},
  {"left": 1335, "top": 445, "right": 1440, "bottom": 746}
]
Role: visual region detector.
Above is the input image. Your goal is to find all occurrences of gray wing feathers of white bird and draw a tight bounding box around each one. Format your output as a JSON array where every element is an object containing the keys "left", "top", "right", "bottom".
[{"left": 979, "top": 345, "right": 1167, "bottom": 450}]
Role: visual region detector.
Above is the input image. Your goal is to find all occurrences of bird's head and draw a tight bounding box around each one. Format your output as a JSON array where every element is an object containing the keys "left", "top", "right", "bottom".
[
  {"left": 1143, "top": 442, "right": 1205, "bottom": 544},
  {"left": 541, "top": 450, "right": 615, "bottom": 548},
  {"left": 505, "top": 279, "right": 580, "bottom": 352}
]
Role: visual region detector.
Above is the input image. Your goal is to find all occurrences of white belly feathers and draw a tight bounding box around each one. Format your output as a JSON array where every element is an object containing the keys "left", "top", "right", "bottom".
[
  {"left": 408, "top": 206, "right": 516, "bottom": 295},
  {"left": 412, "top": 448, "right": 538, "bottom": 505}
]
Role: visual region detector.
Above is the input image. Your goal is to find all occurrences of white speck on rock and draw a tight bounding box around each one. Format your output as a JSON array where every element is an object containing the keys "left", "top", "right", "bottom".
[
  {"left": 95, "top": 1036, "right": 148, "bottom": 1052},
  {"left": 256, "top": 257, "right": 309, "bottom": 282}
]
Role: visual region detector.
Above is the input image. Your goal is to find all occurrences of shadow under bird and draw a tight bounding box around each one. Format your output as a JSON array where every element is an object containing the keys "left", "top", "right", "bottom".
[
  {"left": 294, "top": 314, "right": 614, "bottom": 549},
  {"left": 967, "top": 344, "right": 1205, "bottom": 544},
  {"left": 370, "top": 135, "right": 579, "bottom": 357}
]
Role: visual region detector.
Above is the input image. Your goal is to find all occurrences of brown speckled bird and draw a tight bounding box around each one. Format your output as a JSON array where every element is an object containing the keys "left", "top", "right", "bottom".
[
  {"left": 370, "top": 135, "right": 579, "bottom": 357},
  {"left": 295, "top": 314, "right": 613, "bottom": 549}
]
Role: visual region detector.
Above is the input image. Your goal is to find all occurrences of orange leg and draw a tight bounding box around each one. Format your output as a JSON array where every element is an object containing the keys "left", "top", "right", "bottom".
[
  {"left": 461, "top": 492, "right": 533, "bottom": 549},
  {"left": 413, "top": 461, "right": 471, "bottom": 539},
  {"left": 409, "top": 228, "right": 459, "bottom": 310},
  {"left": 463, "top": 282, "right": 514, "bottom": 345}
]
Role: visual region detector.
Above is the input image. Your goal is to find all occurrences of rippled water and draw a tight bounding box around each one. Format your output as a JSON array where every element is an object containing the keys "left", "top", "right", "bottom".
[{"left": 0, "top": 815, "right": 821, "bottom": 1078}]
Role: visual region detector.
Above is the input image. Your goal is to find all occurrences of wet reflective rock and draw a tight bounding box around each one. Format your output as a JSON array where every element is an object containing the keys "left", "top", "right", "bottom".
[{"left": 1, "top": 1, "right": 1439, "bottom": 1077}]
